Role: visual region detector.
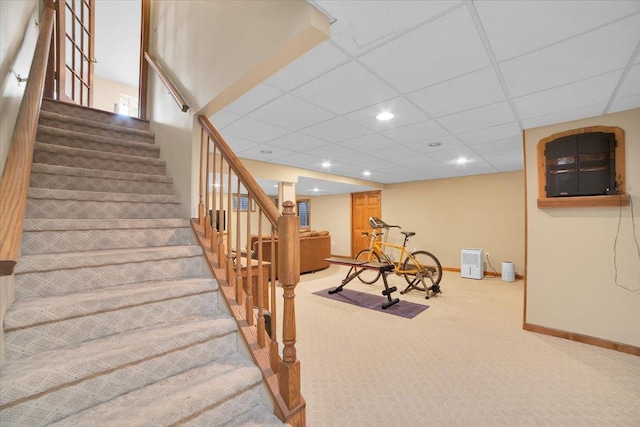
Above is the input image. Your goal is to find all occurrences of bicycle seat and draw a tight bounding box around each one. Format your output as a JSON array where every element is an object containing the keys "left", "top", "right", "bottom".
[{"left": 401, "top": 231, "right": 415, "bottom": 238}]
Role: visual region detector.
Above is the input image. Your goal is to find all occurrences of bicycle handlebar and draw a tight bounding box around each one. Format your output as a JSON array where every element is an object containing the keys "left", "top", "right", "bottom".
[{"left": 369, "top": 216, "right": 400, "bottom": 230}]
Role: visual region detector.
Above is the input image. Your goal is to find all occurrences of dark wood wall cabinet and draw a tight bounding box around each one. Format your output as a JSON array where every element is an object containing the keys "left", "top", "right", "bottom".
[{"left": 537, "top": 126, "right": 629, "bottom": 208}]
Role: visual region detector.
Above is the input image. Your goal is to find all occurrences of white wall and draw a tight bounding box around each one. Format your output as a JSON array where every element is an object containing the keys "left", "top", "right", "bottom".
[
  {"left": 0, "top": 0, "right": 38, "bottom": 173},
  {"left": 0, "top": 0, "right": 39, "bottom": 366},
  {"left": 147, "top": 0, "right": 329, "bottom": 218},
  {"left": 525, "top": 108, "right": 640, "bottom": 347}
]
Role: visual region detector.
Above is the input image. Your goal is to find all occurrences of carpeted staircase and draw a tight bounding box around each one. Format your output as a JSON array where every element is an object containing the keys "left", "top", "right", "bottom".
[{"left": 0, "top": 99, "right": 283, "bottom": 426}]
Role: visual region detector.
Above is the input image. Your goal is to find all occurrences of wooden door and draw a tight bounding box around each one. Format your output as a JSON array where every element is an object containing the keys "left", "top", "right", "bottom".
[
  {"left": 56, "top": 0, "right": 95, "bottom": 106},
  {"left": 351, "top": 191, "right": 381, "bottom": 257}
]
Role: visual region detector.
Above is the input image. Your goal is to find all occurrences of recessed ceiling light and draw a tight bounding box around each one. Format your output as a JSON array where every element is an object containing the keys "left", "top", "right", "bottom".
[
  {"left": 428, "top": 142, "right": 442, "bottom": 147},
  {"left": 376, "top": 111, "right": 394, "bottom": 121},
  {"left": 321, "top": 161, "right": 332, "bottom": 168},
  {"left": 313, "top": 187, "right": 319, "bottom": 192},
  {"left": 455, "top": 158, "right": 469, "bottom": 165},
  {"left": 260, "top": 150, "right": 272, "bottom": 154},
  {"left": 363, "top": 171, "right": 371, "bottom": 177}
]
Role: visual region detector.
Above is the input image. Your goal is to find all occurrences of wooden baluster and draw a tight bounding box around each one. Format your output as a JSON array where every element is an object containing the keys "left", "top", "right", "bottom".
[
  {"left": 204, "top": 136, "right": 212, "bottom": 239},
  {"left": 211, "top": 146, "right": 218, "bottom": 251},
  {"left": 257, "top": 210, "right": 266, "bottom": 347},
  {"left": 226, "top": 165, "right": 234, "bottom": 286},
  {"left": 245, "top": 195, "right": 254, "bottom": 325},
  {"left": 235, "top": 177, "right": 244, "bottom": 306},
  {"left": 217, "top": 158, "right": 225, "bottom": 266},
  {"left": 278, "top": 201, "right": 301, "bottom": 409},
  {"left": 270, "top": 224, "right": 279, "bottom": 373},
  {"left": 198, "top": 127, "right": 205, "bottom": 225}
]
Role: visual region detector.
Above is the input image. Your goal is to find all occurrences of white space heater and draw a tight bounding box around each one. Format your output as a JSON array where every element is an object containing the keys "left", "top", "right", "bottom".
[{"left": 461, "top": 248, "right": 484, "bottom": 279}]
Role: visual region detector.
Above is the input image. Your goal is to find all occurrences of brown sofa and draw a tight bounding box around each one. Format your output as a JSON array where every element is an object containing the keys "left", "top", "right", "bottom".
[{"left": 250, "top": 231, "right": 331, "bottom": 277}]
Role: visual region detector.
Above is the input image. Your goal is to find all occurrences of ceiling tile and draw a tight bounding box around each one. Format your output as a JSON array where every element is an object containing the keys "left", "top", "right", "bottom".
[
  {"left": 391, "top": 154, "right": 440, "bottom": 168},
  {"left": 224, "top": 136, "right": 259, "bottom": 154},
  {"left": 278, "top": 152, "right": 324, "bottom": 167},
  {"left": 225, "top": 84, "right": 284, "bottom": 116},
  {"left": 221, "top": 117, "right": 290, "bottom": 143},
  {"left": 381, "top": 120, "right": 449, "bottom": 144},
  {"left": 359, "top": 6, "right": 491, "bottom": 93},
  {"left": 500, "top": 13, "right": 640, "bottom": 97},
  {"left": 457, "top": 122, "right": 522, "bottom": 145},
  {"left": 427, "top": 147, "right": 483, "bottom": 165},
  {"left": 436, "top": 101, "right": 516, "bottom": 134},
  {"left": 406, "top": 135, "right": 466, "bottom": 154},
  {"left": 332, "top": 152, "right": 383, "bottom": 167},
  {"left": 617, "top": 63, "right": 640, "bottom": 98},
  {"left": 476, "top": 0, "right": 640, "bottom": 62},
  {"left": 514, "top": 70, "right": 621, "bottom": 119},
  {"left": 209, "top": 110, "right": 241, "bottom": 130},
  {"left": 247, "top": 94, "right": 334, "bottom": 131},
  {"left": 238, "top": 143, "right": 296, "bottom": 162},
  {"left": 291, "top": 61, "right": 398, "bottom": 115},
  {"left": 267, "top": 133, "right": 329, "bottom": 153},
  {"left": 407, "top": 67, "right": 506, "bottom": 118},
  {"left": 608, "top": 93, "right": 640, "bottom": 114},
  {"left": 316, "top": 0, "right": 460, "bottom": 56},
  {"left": 451, "top": 160, "right": 498, "bottom": 175},
  {"left": 344, "top": 97, "right": 429, "bottom": 131},
  {"left": 471, "top": 136, "right": 522, "bottom": 155},
  {"left": 264, "top": 41, "right": 349, "bottom": 91},
  {"left": 299, "top": 117, "right": 371, "bottom": 143},
  {"left": 521, "top": 102, "right": 608, "bottom": 129},
  {"left": 305, "top": 143, "right": 359, "bottom": 160},
  {"left": 338, "top": 133, "right": 398, "bottom": 152},
  {"left": 368, "top": 144, "right": 421, "bottom": 160}
]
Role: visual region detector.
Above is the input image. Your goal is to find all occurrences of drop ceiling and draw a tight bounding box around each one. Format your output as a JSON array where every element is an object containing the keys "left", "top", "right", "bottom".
[{"left": 210, "top": 1, "right": 640, "bottom": 194}]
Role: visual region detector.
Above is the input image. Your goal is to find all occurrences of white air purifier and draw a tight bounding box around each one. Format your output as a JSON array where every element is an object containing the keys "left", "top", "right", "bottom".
[{"left": 461, "top": 248, "right": 484, "bottom": 279}]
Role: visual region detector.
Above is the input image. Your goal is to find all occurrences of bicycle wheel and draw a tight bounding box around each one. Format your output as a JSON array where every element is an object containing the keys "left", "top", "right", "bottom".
[
  {"left": 355, "top": 249, "right": 381, "bottom": 284},
  {"left": 403, "top": 250, "right": 442, "bottom": 290}
]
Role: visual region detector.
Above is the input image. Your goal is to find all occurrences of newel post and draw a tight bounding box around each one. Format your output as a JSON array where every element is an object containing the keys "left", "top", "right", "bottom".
[{"left": 277, "top": 201, "right": 301, "bottom": 410}]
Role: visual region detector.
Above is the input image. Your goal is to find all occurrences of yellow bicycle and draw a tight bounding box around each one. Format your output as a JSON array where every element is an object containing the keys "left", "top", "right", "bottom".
[{"left": 355, "top": 217, "right": 443, "bottom": 298}]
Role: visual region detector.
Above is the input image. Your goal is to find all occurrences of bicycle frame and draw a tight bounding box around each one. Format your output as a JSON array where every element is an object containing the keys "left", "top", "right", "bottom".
[{"left": 364, "top": 230, "right": 422, "bottom": 275}]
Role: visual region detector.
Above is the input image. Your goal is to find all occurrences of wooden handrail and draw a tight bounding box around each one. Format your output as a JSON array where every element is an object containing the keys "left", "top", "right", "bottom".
[
  {"left": 198, "top": 115, "right": 281, "bottom": 225},
  {"left": 0, "top": 5, "right": 55, "bottom": 276},
  {"left": 144, "top": 52, "right": 190, "bottom": 113}
]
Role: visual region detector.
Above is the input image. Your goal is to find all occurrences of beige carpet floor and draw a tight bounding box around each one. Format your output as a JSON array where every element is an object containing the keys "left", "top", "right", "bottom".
[{"left": 286, "top": 265, "right": 640, "bottom": 426}]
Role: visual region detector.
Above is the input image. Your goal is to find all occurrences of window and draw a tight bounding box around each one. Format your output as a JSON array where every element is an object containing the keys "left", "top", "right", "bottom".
[
  {"left": 297, "top": 199, "right": 310, "bottom": 229},
  {"left": 233, "top": 194, "right": 254, "bottom": 211}
]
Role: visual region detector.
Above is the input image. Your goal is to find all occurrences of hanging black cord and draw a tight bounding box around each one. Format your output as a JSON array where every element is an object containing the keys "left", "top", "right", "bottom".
[{"left": 614, "top": 192, "right": 640, "bottom": 292}]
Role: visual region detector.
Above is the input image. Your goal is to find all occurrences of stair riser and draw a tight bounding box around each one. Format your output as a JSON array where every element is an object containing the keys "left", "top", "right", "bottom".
[
  {"left": 16, "top": 256, "right": 205, "bottom": 298},
  {"left": 183, "top": 386, "right": 264, "bottom": 427},
  {"left": 0, "top": 333, "right": 237, "bottom": 426},
  {"left": 25, "top": 199, "right": 181, "bottom": 219},
  {"left": 33, "top": 150, "right": 166, "bottom": 175},
  {"left": 39, "top": 116, "right": 154, "bottom": 144},
  {"left": 21, "top": 228, "right": 195, "bottom": 255},
  {"left": 5, "top": 292, "right": 219, "bottom": 360},
  {"left": 37, "top": 131, "right": 159, "bottom": 158},
  {"left": 42, "top": 100, "right": 150, "bottom": 131},
  {"left": 30, "top": 172, "right": 174, "bottom": 195}
]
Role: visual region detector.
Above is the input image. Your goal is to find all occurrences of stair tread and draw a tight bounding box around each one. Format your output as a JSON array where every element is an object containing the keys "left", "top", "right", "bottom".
[
  {"left": 16, "top": 245, "right": 204, "bottom": 273},
  {"left": 42, "top": 98, "right": 150, "bottom": 131},
  {"left": 27, "top": 187, "right": 181, "bottom": 204},
  {"left": 39, "top": 110, "right": 155, "bottom": 138},
  {"left": 5, "top": 277, "right": 219, "bottom": 329},
  {"left": 50, "top": 353, "right": 262, "bottom": 427},
  {"left": 22, "top": 218, "right": 190, "bottom": 231},
  {"left": 34, "top": 141, "right": 165, "bottom": 165},
  {"left": 0, "top": 313, "right": 234, "bottom": 404},
  {"left": 31, "top": 163, "right": 173, "bottom": 183},
  {"left": 38, "top": 125, "right": 160, "bottom": 153}
]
